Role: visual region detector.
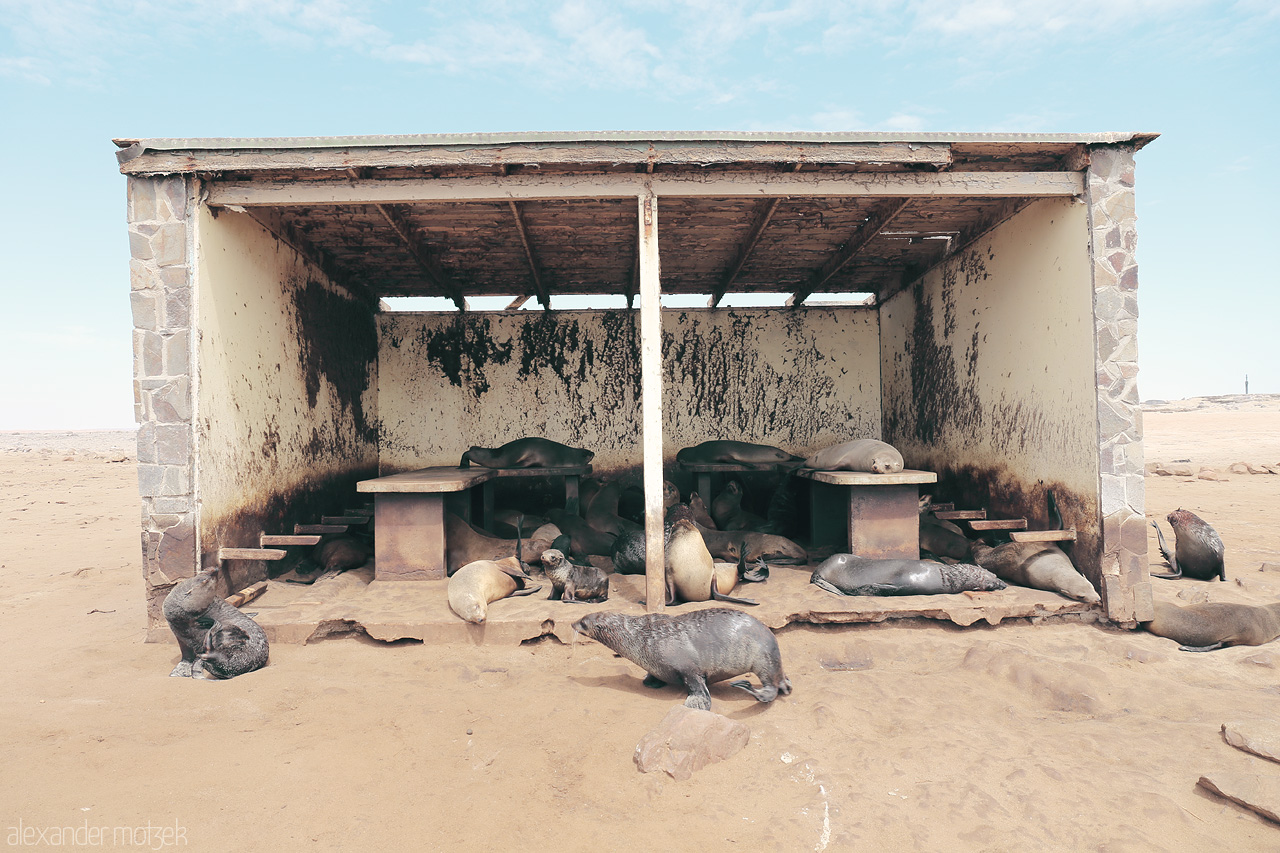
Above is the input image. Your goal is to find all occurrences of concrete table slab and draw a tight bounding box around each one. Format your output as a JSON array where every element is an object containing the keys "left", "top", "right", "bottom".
[{"left": 796, "top": 469, "right": 938, "bottom": 559}]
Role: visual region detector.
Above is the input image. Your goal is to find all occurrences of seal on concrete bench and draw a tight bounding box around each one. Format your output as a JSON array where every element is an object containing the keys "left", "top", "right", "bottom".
[
  {"left": 803, "top": 438, "right": 904, "bottom": 474},
  {"left": 460, "top": 437, "right": 594, "bottom": 469},
  {"left": 676, "top": 440, "right": 802, "bottom": 468}
]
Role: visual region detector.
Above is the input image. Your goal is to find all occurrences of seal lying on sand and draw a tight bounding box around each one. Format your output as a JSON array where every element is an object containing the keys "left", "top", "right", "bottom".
[
  {"left": 803, "top": 438, "right": 904, "bottom": 474},
  {"left": 541, "top": 548, "right": 609, "bottom": 603},
  {"left": 695, "top": 523, "right": 807, "bottom": 565},
  {"left": 1143, "top": 600, "right": 1280, "bottom": 651},
  {"left": 572, "top": 608, "right": 792, "bottom": 711},
  {"left": 1151, "top": 509, "right": 1226, "bottom": 581},
  {"left": 446, "top": 513, "right": 559, "bottom": 574},
  {"left": 296, "top": 534, "right": 372, "bottom": 576},
  {"left": 461, "top": 437, "right": 594, "bottom": 469},
  {"left": 970, "top": 541, "right": 1100, "bottom": 605},
  {"left": 448, "top": 556, "right": 542, "bottom": 623},
  {"left": 810, "top": 553, "right": 1005, "bottom": 596},
  {"left": 676, "top": 440, "right": 803, "bottom": 469},
  {"left": 163, "top": 569, "right": 269, "bottom": 679}
]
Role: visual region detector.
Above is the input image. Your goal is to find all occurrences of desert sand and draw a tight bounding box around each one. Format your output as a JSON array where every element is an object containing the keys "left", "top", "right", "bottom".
[{"left": 3, "top": 402, "right": 1280, "bottom": 852}]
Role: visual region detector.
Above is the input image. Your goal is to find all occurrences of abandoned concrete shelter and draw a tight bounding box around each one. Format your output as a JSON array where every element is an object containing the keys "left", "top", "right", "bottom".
[{"left": 117, "top": 131, "right": 1156, "bottom": 643}]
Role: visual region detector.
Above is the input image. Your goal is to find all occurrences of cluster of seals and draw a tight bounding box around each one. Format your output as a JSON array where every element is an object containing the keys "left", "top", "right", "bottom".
[
  {"left": 676, "top": 440, "right": 802, "bottom": 469},
  {"left": 1143, "top": 600, "right": 1280, "bottom": 651},
  {"left": 970, "top": 541, "right": 1100, "bottom": 605},
  {"left": 540, "top": 548, "right": 609, "bottom": 603},
  {"left": 572, "top": 608, "right": 792, "bottom": 711},
  {"left": 810, "top": 553, "right": 1006, "bottom": 597},
  {"left": 446, "top": 512, "right": 559, "bottom": 574},
  {"left": 460, "top": 437, "right": 594, "bottom": 469},
  {"left": 447, "top": 557, "right": 542, "bottom": 623},
  {"left": 803, "top": 438, "right": 904, "bottom": 474},
  {"left": 1151, "top": 509, "right": 1226, "bottom": 581},
  {"left": 163, "top": 569, "right": 269, "bottom": 680},
  {"left": 546, "top": 508, "right": 618, "bottom": 557},
  {"left": 584, "top": 481, "right": 642, "bottom": 538}
]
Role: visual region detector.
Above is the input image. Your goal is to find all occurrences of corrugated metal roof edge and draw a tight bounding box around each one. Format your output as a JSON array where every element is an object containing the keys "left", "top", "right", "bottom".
[{"left": 113, "top": 130, "right": 1160, "bottom": 156}]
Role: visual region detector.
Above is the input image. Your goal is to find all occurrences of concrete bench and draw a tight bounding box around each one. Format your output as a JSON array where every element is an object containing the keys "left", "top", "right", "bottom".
[
  {"left": 796, "top": 469, "right": 938, "bottom": 560},
  {"left": 357, "top": 467, "right": 497, "bottom": 581}
]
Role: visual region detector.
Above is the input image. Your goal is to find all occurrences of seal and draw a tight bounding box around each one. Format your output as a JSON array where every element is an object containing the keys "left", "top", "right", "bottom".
[
  {"left": 163, "top": 569, "right": 269, "bottom": 679},
  {"left": 297, "top": 534, "right": 372, "bottom": 576},
  {"left": 688, "top": 492, "right": 717, "bottom": 529},
  {"left": 803, "top": 438, "right": 904, "bottom": 474},
  {"left": 585, "top": 481, "right": 643, "bottom": 538},
  {"left": 461, "top": 437, "right": 594, "bottom": 469},
  {"left": 541, "top": 548, "right": 609, "bottom": 603},
  {"left": 676, "top": 440, "right": 803, "bottom": 469},
  {"left": 695, "top": 523, "right": 808, "bottom": 566},
  {"left": 664, "top": 517, "right": 759, "bottom": 605},
  {"left": 446, "top": 512, "right": 559, "bottom": 575},
  {"left": 710, "top": 480, "right": 768, "bottom": 531},
  {"left": 546, "top": 508, "right": 618, "bottom": 557},
  {"left": 919, "top": 514, "right": 973, "bottom": 560},
  {"left": 1151, "top": 509, "right": 1226, "bottom": 581},
  {"left": 970, "top": 541, "right": 1100, "bottom": 605},
  {"left": 1143, "top": 600, "right": 1280, "bottom": 651},
  {"left": 195, "top": 619, "right": 269, "bottom": 680},
  {"left": 810, "top": 553, "right": 1005, "bottom": 596},
  {"left": 571, "top": 607, "right": 792, "bottom": 711},
  {"left": 448, "top": 556, "right": 542, "bottom": 623}
]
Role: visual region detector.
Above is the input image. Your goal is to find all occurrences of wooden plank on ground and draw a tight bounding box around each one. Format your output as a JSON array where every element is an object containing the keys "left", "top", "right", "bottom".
[{"left": 226, "top": 581, "right": 268, "bottom": 608}]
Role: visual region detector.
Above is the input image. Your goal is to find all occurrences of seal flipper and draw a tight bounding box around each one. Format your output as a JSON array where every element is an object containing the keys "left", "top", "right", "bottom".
[
  {"left": 812, "top": 577, "right": 848, "bottom": 596},
  {"left": 1179, "top": 642, "right": 1226, "bottom": 652},
  {"left": 739, "top": 554, "right": 769, "bottom": 584},
  {"left": 1149, "top": 520, "right": 1183, "bottom": 579},
  {"left": 709, "top": 576, "right": 759, "bottom": 606},
  {"left": 507, "top": 583, "right": 542, "bottom": 598},
  {"left": 682, "top": 674, "right": 712, "bottom": 711},
  {"left": 729, "top": 678, "right": 780, "bottom": 703}
]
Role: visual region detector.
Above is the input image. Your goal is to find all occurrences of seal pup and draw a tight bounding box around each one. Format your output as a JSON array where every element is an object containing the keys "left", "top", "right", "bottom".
[
  {"left": 676, "top": 440, "right": 803, "bottom": 469},
  {"left": 195, "top": 620, "right": 269, "bottom": 680},
  {"left": 571, "top": 608, "right": 792, "bottom": 711},
  {"left": 803, "top": 438, "right": 904, "bottom": 474},
  {"left": 448, "top": 556, "right": 542, "bottom": 623},
  {"left": 1151, "top": 509, "right": 1226, "bottom": 581},
  {"left": 970, "top": 541, "right": 1100, "bottom": 605},
  {"left": 1143, "top": 600, "right": 1280, "bottom": 651},
  {"left": 810, "top": 553, "right": 1005, "bottom": 597},
  {"left": 710, "top": 480, "right": 768, "bottom": 532},
  {"left": 445, "top": 512, "right": 559, "bottom": 575},
  {"left": 163, "top": 569, "right": 269, "bottom": 679},
  {"left": 541, "top": 548, "right": 609, "bottom": 603},
  {"left": 461, "top": 437, "right": 594, "bottom": 469}
]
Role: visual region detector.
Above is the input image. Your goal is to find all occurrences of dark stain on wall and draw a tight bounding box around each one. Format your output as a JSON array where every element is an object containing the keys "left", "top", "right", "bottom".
[
  {"left": 295, "top": 278, "right": 378, "bottom": 441},
  {"left": 411, "top": 314, "right": 514, "bottom": 394}
]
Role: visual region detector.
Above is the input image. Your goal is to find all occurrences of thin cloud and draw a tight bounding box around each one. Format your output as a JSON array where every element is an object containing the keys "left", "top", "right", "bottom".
[{"left": 0, "top": 56, "right": 50, "bottom": 85}]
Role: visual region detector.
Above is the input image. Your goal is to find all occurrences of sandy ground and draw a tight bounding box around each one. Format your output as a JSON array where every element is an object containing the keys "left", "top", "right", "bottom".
[{"left": 4, "top": 406, "right": 1280, "bottom": 852}]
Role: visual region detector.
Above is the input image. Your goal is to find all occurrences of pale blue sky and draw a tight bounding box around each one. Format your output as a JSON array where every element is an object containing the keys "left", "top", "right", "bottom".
[{"left": 1, "top": 1, "right": 1277, "bottom": 428}]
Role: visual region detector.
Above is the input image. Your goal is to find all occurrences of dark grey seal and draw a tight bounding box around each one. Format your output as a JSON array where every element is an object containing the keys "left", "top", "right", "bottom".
[
  {"left": 571, "top": 608, "right": 792, "bottom": 711},
  {"left": 810, "top": 553, "right": 1006, "bottom": 596},
  {"left": 163, "top": 569, "right": 269, "bottom": 679},
  {"left": 460, "top": 437, "right": 594, "bottom": 469},
  {"left": 541, "top": 548, "right": 609, "bottom": 603},
  {"left": 1151, "top": 508, "right": 1226, "bottom": 581}
]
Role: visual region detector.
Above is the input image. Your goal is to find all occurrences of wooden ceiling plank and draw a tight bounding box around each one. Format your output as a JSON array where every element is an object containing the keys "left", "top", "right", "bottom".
[
  {"left": 372, "top": 203, "right": 467, "bottom": 310},
  {"left": 790, "top": 199, "right": 912, "bottom": 307}
]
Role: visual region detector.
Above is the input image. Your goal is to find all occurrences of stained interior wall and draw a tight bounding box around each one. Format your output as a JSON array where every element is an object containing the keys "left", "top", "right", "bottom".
[
  {"left": 879, "top": 197, "right": 1101, "bottom": 580},
  {"left": 195, "top": 207, "right": 379, "bottom": 592},
  {"left": 378, "top": 307, "right": 881, "bottom": 497}
]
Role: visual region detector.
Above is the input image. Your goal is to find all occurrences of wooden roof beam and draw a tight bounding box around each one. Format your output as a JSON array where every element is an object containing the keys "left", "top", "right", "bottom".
[
  {"left": 710, "top": 163, "right": 802, "bottom": 307},
  {"left": 508, "top": 201, "right": 551, "bottom": 310},
  {"left": 372, "top": 203, "right": 467, "bottom": 311},
  {"left": 789, "top": 199, "right": 912, "bottom": 307}
]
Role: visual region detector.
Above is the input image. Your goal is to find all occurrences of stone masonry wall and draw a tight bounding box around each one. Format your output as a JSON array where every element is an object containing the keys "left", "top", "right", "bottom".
[
  {"left": 128, "top": 175, "right": 197, "bottom": 629},
  {"left": 1087, "top": 145, "right": 1153, "bottom": 626}
]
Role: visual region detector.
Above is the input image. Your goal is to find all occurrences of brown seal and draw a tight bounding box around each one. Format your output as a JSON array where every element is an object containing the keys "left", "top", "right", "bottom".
[
  {"left": 296, "top": 534, "right": 372, "bottom": 576},
  {"left": 447, "top": 556, "right": 542, "bottom": 623},
  {"left": 803, "top": 438, "right": 904, "bottom": 474},
  {"left": 1151, "top": 509, "right": 1226, "bottom": 581},
  {"left": 695, "top": 523, "right": 807, "bottom": 565},
  {"left": 710, "top": 480, "right": 767, "bottom": 531},
  {"left": 970, "top": 541, "right": 1100, "bottom": 605},
  {"left": 676, "top": 440, "right": 803, "bottom": 468},
  {"left": 163, "top": 569, "right": 269, "bottom": 679},
  {"left": 460, "top": 437, "right": 594, "bottom": 469},
  {"left": 584, "top": 481, "right": 642, "bottom": 538},
  {"left": 664, "top": 517, "right": 759, "bottom": 606},
  {"left": 688, "top": 492, "right": 717, "bottom": 528},
  {"left": 1143, "top": 600, "right": 1280, "bottom": 651},
  {"left": 571, "top": 607, "right": 792, "bottom": 711},
  {"left": 541, "top": 548, "right": 609, "bottom": 603},
  {"left": 446, "top": 512, "right": 559, "bottom": 575}
]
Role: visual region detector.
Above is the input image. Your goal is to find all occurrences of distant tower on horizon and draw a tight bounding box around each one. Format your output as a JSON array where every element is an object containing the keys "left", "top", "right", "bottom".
[{"left": 1246, "top": 374, "right": 1250, "bottom": 395}]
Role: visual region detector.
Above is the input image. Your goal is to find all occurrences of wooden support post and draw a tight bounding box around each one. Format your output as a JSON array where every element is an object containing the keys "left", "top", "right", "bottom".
[{"left": 639, "top": 189, "right": 665, "bottom": 613}]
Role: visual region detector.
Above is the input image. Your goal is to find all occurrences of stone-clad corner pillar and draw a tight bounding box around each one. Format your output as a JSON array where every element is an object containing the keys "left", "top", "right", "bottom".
[
  {"left": 1086, "top": 144, "right": 1152, "bottom": 627},
  {"left": 127, "top": 175, "right": 198, "bottom": 631}
]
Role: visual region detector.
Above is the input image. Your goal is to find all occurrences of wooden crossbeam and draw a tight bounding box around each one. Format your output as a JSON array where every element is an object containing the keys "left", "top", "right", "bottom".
[
  {"left": 1009, "top": 528, "right": 1078, "bottom": 543},
  {"left": 296, "top": 524, "right": 348, "bottom": 534},
  {"left": 508, "top": 201, "right": 551, "bottom": 309},
  {"left": 207, "top": 170, "right": 1085, "bottom": 207},
  {"left": 372, "top": 202, "right": 466, "bottom": 310},
  {"left": 924, "top": 502, "right": 955, "bottom": 512},
  {"left": 260, "top": 534, "right": 322, "bottom": 547},
  {"left": 710, "top": 163, "right": 801, "bottom": 307},
  {"left": 933, "top": 510, "right": 987, "bottom": 520},
  {"left": 321, "top": 515, "right": 370, "bottom": 525},
  {"left": 968, "top": 518, "right": 1028, "bottom": 531},
  {"left": 218, "top": 547, "right": 287, "bottom": 561},
  {"left": 790, "top": 199, "right": 912, "bottom": 306}
]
